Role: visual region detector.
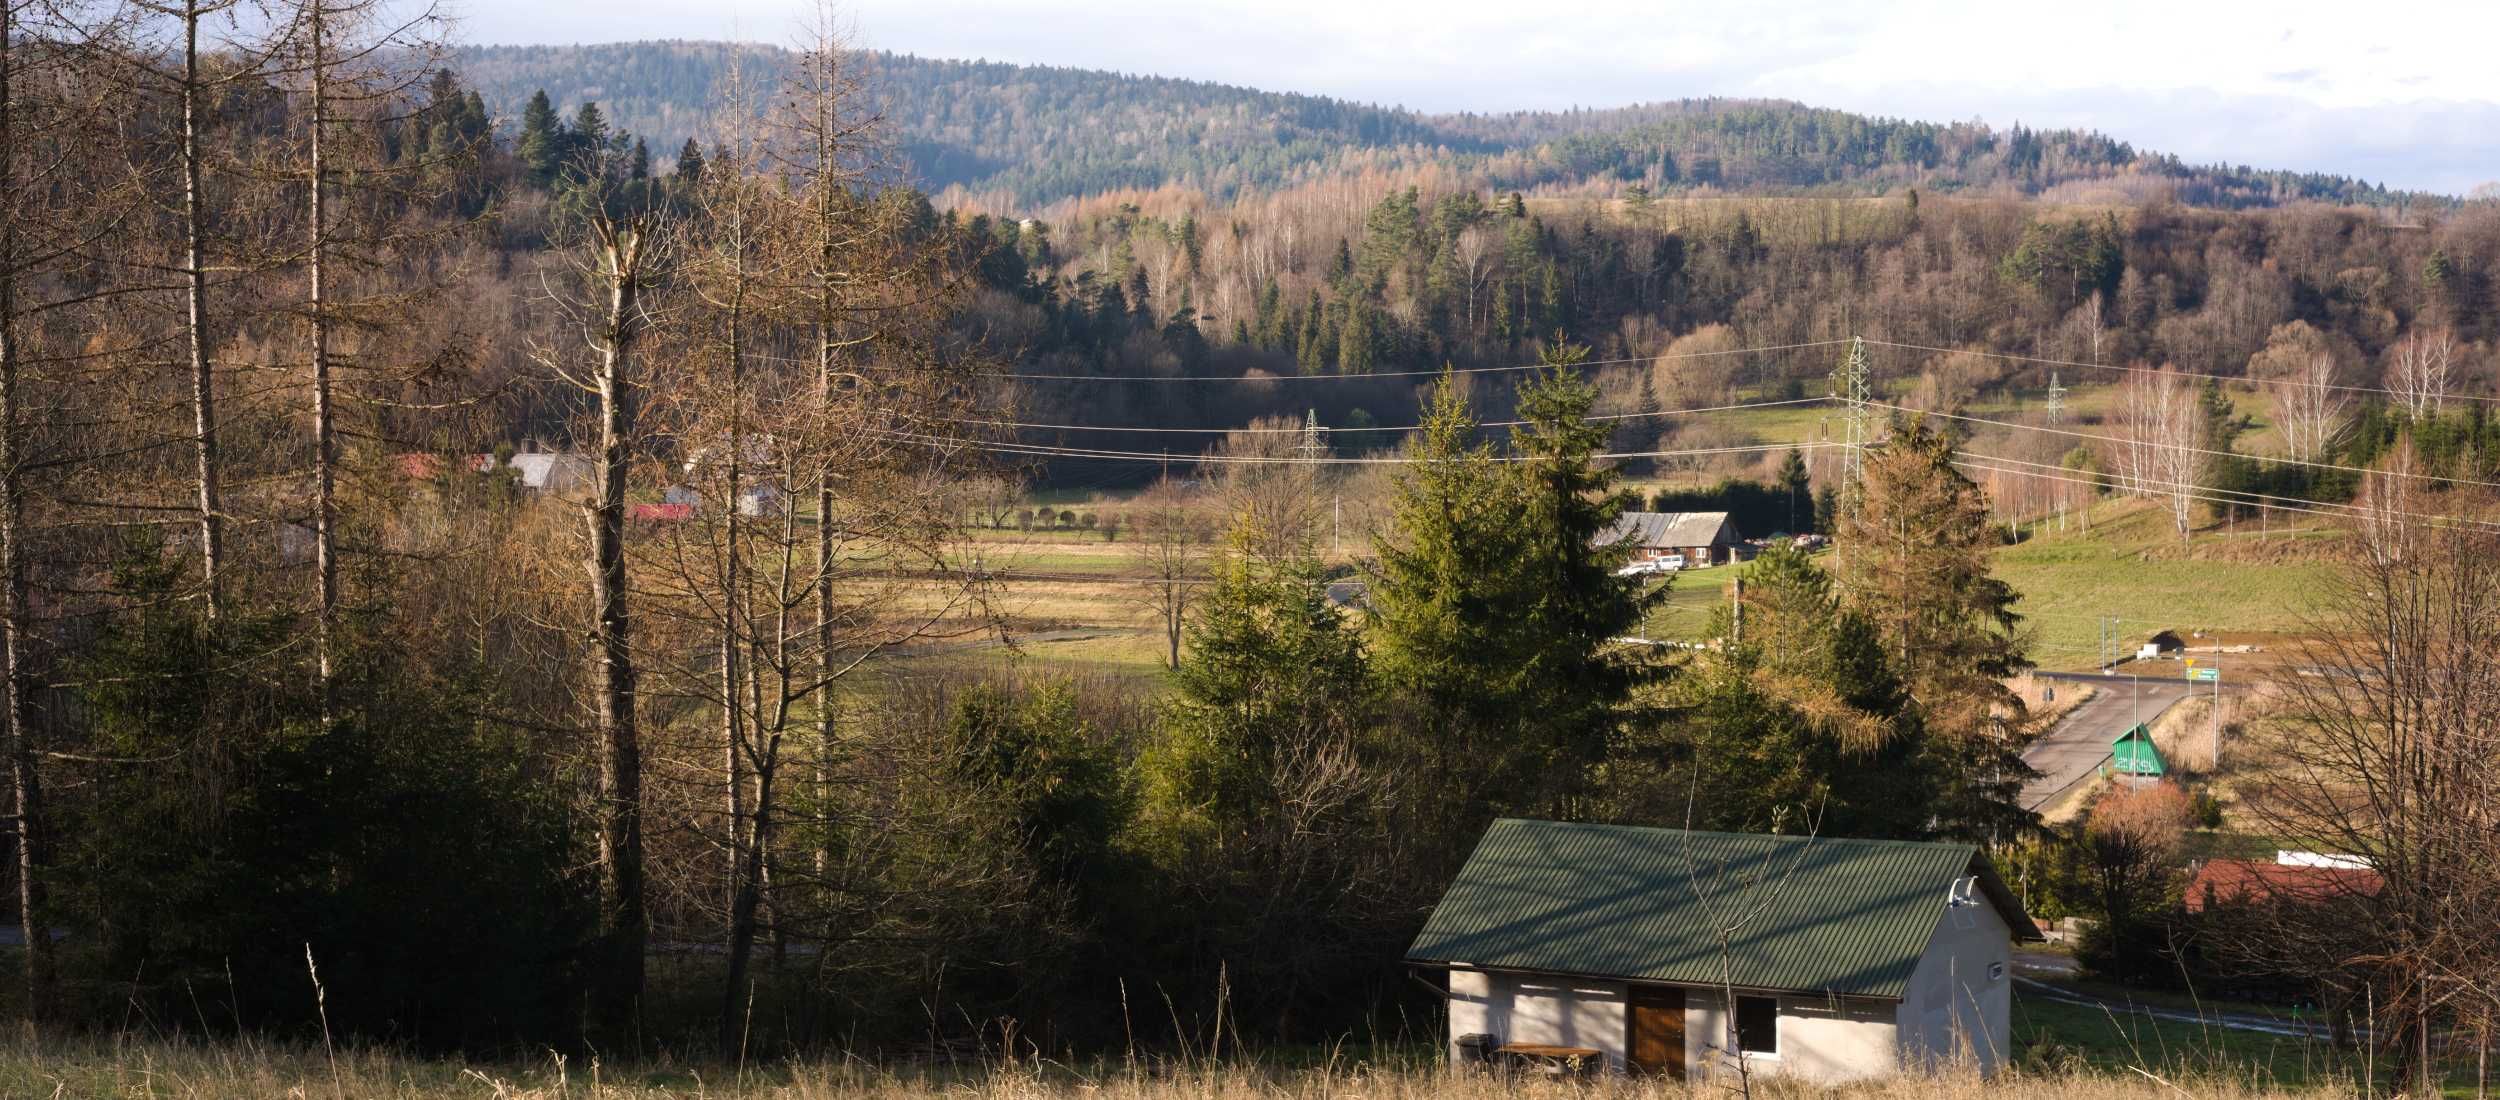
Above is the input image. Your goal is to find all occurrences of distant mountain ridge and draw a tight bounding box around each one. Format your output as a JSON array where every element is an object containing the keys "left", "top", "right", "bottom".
[{"left": 454, "top": 41, "right": 2425, "bottom": 211}]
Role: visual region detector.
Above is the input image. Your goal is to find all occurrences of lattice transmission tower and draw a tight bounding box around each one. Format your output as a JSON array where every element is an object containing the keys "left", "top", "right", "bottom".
[{"left": 1830, "top": 337, "right": 1872, "bottom": 510}]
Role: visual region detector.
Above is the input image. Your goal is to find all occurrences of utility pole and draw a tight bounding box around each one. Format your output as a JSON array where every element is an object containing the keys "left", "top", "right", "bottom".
[
  {"left": 2209, "top": 671, "right": 2222, "bottom": 769},
  {"left": 2044, "top": 370, "right": 2067, "bottom": 425},
  {"left": 1731, "top": 575, "right": 1744, "bottom": 647}
]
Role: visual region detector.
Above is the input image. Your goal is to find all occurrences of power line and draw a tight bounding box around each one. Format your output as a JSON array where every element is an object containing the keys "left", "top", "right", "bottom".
[
  {"left": 875, "top": 428, "right": 1843, "bottom": 467},
  {"left": 1951, "top": 449, "right": 2500, "bottom": 530},
  {"left": 1865, "top": 399, "right": 2500, "bottom": 493},
  {"left": 944, "top": 395, "right": 1833, "bottom": 436},
  {"left": 757, "top": 338, "right": 1855, "bottom": 384},
  {"left": 1862, "top": 338, "right": 2500, "bottom": 406}
]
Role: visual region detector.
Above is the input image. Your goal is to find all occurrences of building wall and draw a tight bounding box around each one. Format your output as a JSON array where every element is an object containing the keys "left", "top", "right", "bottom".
[
  {"left": 1687, "top": 990, "right": 1899, "bottom": 1085},
  {"left": 1447, "top": 970, "right": 1628, "bottom": 1069},
  {"left": 1447, "top": 971, "right": 1901, "bottom": 1083},
  {"left": 1895, "top": 888, "right": 2016, "bottom": 1076}
]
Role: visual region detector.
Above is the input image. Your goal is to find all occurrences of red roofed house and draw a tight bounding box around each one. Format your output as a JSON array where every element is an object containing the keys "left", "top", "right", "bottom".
[
  {"left": 630, "top": 502, "right": 694, "bottom": 523},
  {"left": 2184, "top": 859, "right": 2381, "bottom": 914}
]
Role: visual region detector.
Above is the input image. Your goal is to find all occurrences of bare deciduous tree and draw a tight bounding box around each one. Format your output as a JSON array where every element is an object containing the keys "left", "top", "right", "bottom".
[
  {"left": 2234, "top": 472, "right": 2500, "bottom": 1093},
  {"left": 2277, "top": 352, "right": 2350, "bottom": 464},
  {"left": 1128, "top": 479, "right": 1203, "bottom": 669},
  {"left": 532, "top": 195, "right": 669, "bottom": 1037},
  {"left": 1207, "top": 415, "right": 1325, "bottom": 565},
  {"left": 2113, "top": 365, "right": 2201, "bottom": 543},
  {"left": 2387, "top": 328, "right": 2453, "bottom": 421}
]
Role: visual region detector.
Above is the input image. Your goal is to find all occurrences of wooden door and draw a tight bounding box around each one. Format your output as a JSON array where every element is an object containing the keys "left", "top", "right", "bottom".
[{"left": 1627, "top": 985, "right": 1685, "bottom": 1078}]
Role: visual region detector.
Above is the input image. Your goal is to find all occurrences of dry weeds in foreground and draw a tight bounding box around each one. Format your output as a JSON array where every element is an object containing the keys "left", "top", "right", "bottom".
[{"left": 0, "top": 1040, "right": 2343, "bottom": 1100}]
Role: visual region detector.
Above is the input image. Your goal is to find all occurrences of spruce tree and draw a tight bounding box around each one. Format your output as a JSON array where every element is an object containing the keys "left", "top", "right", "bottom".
[
  {"left": 1832, "top": 415, "right": 2035, "bottom": 840},
  {"left": 1125, "top": 265, "right": 1151, "bottom": 320},
  {"left": 516, "top": 89, "right": 563, "bottom": 185},
  {"left": 569, "top": 101, "right": 611, "bottom": 175},
  {"left": 1367, "top": 345, "right": 1667, "bottom": 871},
  {"left": 1337, "top": 299, "right": 1373, "bottom": 374},
  {"left": 1777, "top": 448, "right": 1813, "bottom": 533},
  {"left": 673, "top": 138, "right": 706, "bottom": 185}
]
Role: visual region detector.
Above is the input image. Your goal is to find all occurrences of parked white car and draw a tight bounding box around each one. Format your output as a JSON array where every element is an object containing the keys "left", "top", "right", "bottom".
[{"left": 1614, "top": 555, "right": 1687, "bottom": 577}]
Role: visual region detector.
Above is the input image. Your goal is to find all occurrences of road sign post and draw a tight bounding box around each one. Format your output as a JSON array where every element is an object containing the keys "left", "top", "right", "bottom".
[{"left": 2188, "top": 667, "right": 2223, "bottom": 766}]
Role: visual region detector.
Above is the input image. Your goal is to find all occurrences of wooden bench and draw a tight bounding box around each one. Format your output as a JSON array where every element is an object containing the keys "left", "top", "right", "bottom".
[{"left": 1494, "top": 1043, "right": 1603, "bottom": 1076}]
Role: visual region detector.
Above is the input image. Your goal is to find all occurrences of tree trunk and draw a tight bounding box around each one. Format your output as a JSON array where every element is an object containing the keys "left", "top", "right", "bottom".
[
  {"left": 180, "top": 0, "right": 223, "bottom": 617},
  {"left": 305, "top": 1, "right": 337, "bottom": 709},
  {"left": 718, "top": 731, "right": 779, "bottom": 1059},
  {"left": 0, "top": 3, "right": 50, "bottom": 1022},
  {"left": 719, "top": 263, "right": 745, "bottom": 982},
  {"left": 589, "top": 226, "right": 646, "bottom": 1041}
]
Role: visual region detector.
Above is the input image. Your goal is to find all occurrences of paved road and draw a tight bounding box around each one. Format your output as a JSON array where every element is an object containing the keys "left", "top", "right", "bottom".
[
  {"left": 2014, "top": 977, "right": 2337, "bottom": 1041},
  {"left": 2020, "top": 675, "right": 2193, "bottom": 810}
]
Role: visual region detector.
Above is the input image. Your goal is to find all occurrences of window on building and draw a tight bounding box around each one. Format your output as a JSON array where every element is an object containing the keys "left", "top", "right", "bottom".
[{"left": 1735, "top": 995, "right": 1779, "bottom": 1055}]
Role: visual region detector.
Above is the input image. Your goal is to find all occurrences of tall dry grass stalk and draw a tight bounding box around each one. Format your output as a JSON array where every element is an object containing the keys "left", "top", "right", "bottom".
[{"left": 0, "top": 1037, "right": 2346, "bottom": 1100}]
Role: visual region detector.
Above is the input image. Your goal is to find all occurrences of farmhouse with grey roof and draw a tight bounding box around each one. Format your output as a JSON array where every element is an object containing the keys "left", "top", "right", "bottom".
[{"left": 1599, "top": 511, "right": 1740, "bottom": 566}]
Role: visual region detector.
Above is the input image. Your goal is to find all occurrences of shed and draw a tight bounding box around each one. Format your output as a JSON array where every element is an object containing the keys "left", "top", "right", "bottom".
[
  {"left": 2109, "top": 725, "right": 2164, "bottom": 777},
  {"left": 1407, "top": 819, "right": 2038, "bottom": 1083},
  {"left": 506, "top": 453, "right": 597, "bottom": 495},
  {"left": 1600, "top": 512, "right": 1741, "bottom": 566}
]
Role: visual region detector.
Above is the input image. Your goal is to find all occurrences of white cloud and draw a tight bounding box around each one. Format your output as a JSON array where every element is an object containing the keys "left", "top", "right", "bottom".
[{"left": 451, "top": 0, "right": 2500, "bottom": 194}]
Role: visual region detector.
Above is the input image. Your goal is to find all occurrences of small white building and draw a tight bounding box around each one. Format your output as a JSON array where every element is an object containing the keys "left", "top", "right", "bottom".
[{"left": 1407, "top": 819, "right": 2039, "bottom": 1083}]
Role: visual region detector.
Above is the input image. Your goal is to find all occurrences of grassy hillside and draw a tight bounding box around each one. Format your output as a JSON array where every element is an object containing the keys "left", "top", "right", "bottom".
[
  {"left": 1991, "top": 498, "right": 2342, "bottom": 669},
  {"left": 452, "top": 42, "right": 2425, "bottom": 209}
]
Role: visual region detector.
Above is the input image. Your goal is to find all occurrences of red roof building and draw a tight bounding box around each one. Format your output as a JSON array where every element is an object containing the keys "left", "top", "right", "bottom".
[
  {"left": 2184, "top": 859, "right": 2381, "bottom": 913},
  {"left": 629, "top": 503, "right": 693, "bottom": 523}
]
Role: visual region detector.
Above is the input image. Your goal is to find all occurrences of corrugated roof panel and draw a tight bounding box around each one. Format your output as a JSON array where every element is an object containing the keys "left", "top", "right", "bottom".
[
  {"left": 1599, "top": 512, "right": 1734, "bottom": 548},
  {"left": 1406, "top": 819, "right": 2016, "bottom": 999}
]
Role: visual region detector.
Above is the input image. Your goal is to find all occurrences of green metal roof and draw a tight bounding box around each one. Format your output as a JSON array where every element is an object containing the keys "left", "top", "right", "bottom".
[
  {"left": 1406, "top": 819, "right": 2037, "bottom": 999},
  {"left": 2111, "top": 726, "right": 2165, "bottom": 775}
]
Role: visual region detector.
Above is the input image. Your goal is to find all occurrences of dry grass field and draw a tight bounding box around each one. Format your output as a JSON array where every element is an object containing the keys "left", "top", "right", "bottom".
[{"left": 0, "top": 1038, "right": 2352, "bottom": 1100}]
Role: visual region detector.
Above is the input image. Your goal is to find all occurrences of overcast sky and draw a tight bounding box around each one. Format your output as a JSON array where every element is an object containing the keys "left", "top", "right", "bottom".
[{"left": 453, "top": 0, "right": 2500, "bottom": 196}]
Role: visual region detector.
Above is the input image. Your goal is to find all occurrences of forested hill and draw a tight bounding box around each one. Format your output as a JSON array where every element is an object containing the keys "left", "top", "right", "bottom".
[{"left": 454, "top": 41, "right": 2424, "bottom": 211}]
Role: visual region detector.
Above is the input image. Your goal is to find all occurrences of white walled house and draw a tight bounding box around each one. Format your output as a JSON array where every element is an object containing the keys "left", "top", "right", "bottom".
[{"left": 1408, "top": 820, "right": 2039, "bottom": 1083}]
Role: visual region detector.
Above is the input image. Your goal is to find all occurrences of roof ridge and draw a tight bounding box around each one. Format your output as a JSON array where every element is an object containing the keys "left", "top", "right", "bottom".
[{"left": 1489, "top": 817, "right": 1978, "bottom": 855}]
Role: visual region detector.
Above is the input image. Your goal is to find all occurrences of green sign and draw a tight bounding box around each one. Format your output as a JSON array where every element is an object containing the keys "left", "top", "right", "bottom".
[{"left": 2190, "top": 667, "right": 2220, "bottom": 682}]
